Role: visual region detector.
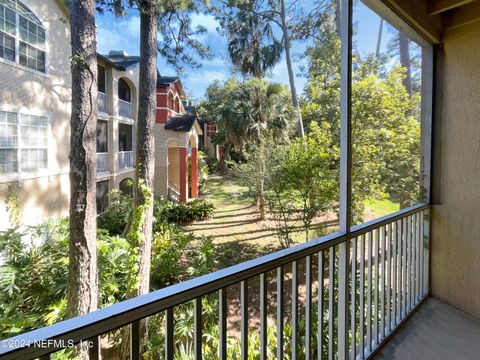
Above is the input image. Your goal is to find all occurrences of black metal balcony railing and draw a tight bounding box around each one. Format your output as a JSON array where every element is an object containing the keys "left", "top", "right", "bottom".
[{"left": 0, "top": 204, "right": 430, "bottom": 360}]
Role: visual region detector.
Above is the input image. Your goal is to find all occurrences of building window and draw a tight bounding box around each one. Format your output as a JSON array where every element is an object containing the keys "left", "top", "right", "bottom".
[
  {"left": 0, "top": 32, "right": 15, "bottom": 61},
  {"left": 168, "top": 92, "right": 174, "bottom": 110},
  {"left": 96, "top": 120, "right": 108, "bottom": 153},
  {"left": 96, "top": 180, "right": 109, "bottom": 214},
  {"left": 0, "top": 111, "right": 48, "bottom": 174},
  {"left": 206, "top": 123, "right": 216, "bottom": 137},
  {"left": 174, "top": 97, "right": 180, "bottom": 113},
  {"left": 98, "top": 65, "right": 106, "bottom": 94},
  {"left": 118, "top": 78, "right": 131, "bottom": 103},
  {"left": 0, "top": 2, "right": 46, "bottom": 72}
]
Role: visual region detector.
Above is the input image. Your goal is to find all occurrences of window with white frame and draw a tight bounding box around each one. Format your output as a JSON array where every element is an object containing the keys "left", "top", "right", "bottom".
[
  {"left": 0, "top": 0, "right": 45, "bottom": 72},
  {"left": 0, "top": 111, "right": 47, "bottom": 174}
]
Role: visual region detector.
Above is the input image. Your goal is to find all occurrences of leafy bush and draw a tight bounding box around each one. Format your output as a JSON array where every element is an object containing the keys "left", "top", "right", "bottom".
[
  {"left": 97, "top": 189, "right": 133, "bottom": 235},
  {"left": 0, "top": 218, "right": 218, "bottom": 338},
  {"left": 154, "top": 199, "right": 214, "bottom": 225},
  {"left": 150, "top": 224, "right": 195, "bottom": 288},
  {"left": 198, "top": 151, "right": 210, "bottom": 193},
  {"left": 0, "top": 220, "right": 69, "bottom": 337},
  {"left": 205, "top": 156, "right": 220, "bottom": 173}
]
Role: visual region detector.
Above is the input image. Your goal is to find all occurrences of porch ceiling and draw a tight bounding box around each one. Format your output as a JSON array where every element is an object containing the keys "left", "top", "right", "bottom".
[{"left": 380, "top": 0, "right": 480, "bottom": 42}]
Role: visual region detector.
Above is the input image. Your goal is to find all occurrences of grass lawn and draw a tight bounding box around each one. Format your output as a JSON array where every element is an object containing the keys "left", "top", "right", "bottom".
[
  {"left": 186, "top": 174, "right": 400, "bottom": 266},
  {"left": 364, "top": 198, "right": 400, "bottom": 219},
  {"left": 184, "top": 173, "right": 337, "bottom": 263}
]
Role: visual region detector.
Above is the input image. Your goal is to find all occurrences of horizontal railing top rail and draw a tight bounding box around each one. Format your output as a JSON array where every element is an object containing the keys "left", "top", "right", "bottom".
[{"left": 0, "top": 202, "right": 429, "bottom": 359}]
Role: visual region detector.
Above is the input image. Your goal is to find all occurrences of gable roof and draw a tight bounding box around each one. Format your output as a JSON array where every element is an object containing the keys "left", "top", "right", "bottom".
[
  {"left": 164, "top": 114, "right": 198, "bottom": 132},
  {"left": 97, "top": 53, "right": 141, "bottom": 71},
  {"left": 157, "top": 76, "right": 185, "bottom": 95},
  {"left": 157, "top": 76, "right": 180, "bottom": 86}
]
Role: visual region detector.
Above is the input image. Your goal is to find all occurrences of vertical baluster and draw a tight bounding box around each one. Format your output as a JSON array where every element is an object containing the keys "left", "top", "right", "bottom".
[
  {"left": 328, "top": 247, "right": 334, "bottom": 360},
  {"left": 406, "top": 215, "right": 411, "bottom": 312},
  {"left": 277, "top": 266, "right": 284, "bottom": 360},
  {"left": 366, "top": 232, "right": 372, "bottom": 353},
  {"left": 419, "top": 211, "right": 424, "bottom": 298},
  {"left": 402, "top": 217, "right": 407, "bottom": 317},
  {"left": 338, "top": 241, "right": 348, "bottom": 360},
  {"left": 359, "top": 235, "right": 365, "bottom": 359},
  {"left": 260, "top": 273, "right": 267, "bottom": 360},
  {"left": 386, "top": 222, "right": 392, "bottom": 333},
  {"left": 219, "top": 288, "right": 227, "bottom": 360},
  {"left": 165, "top": 308, "right": 174, "bottom": 360},
  {"left": 416, "top": 212, "right": 421, "bottom": 303},
  {"left": 130, "top": 321, "right": 140, "bottom": 360},
  {"left": 350, "top": 238, "right": 357, "bottom": 360},
  {"left": 392, "top": 221, "right": 397, "bottom": 326},
  {"left": 292, "top": 261, "right": 298, "bottom": 360},
  {"left": 374, "top": 228, "right": 379, "bottom": 346},
  {"left": 306, "top": 256, "right": 312, "bottom": 360},
  {"left": 89, "top": 336, "right": 100, "bottom": 360},
  {"left": 318, "top": 251, "right": 324, "bottom": 360},
  {"left": 423, "top": 210, "right": 429, "bottom": 296},
  {"left": 380, "top": 226, "right": 386, "bottom": 340},
  {"left": 397, "top": 219, "right": 402, "bottom": 323},
  {"left": 410, "top": 215, "right": 416, "bottom": 308},
  {"left": 194, "top": 297, "right": 202, "bottom": 360},
  {"left": 241, "top": 280, "right": 248, "bottom": 360}
]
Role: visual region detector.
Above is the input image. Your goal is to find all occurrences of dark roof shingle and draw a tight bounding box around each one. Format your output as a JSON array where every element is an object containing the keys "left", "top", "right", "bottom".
[
  {"left": 164, "top": 114, "right": 197, "bottom": 132},
  {"left": 157, "top": 76, "right": 180, "bottom": 86},
  {"left": 97, "top": 53, "right": 141, "bottom": 71}
]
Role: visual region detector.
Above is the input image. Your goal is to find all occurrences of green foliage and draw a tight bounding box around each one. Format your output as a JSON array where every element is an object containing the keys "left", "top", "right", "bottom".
[
  {"left": 154, "top": 199, "right": 215, "bottom": 226},
  {"left": 218, "top": 4, "right": 282, "bottom": 78},
  {"left": 234, "top": 122, "right": 338, "bottom": 247},
  {"left": 301, "top": 11, "right": 422, "bottom": 223},
  {"left": 0, "top": 214, "right": 217, "bottom": 338},
  {"left": 0, "top": 219, "right": 69, "bottom": 337},
  {"left": 198, "top": 151, "right": 210, "bottom": 193},
  {"left": 205, "top": 156, "right": 221, "bottom": 173},
  {"left": 198, "top": 77, "right": 295, "bottom": 155},
  {"left": 97, "top": 189, "right": 134, "bottom": 235}
]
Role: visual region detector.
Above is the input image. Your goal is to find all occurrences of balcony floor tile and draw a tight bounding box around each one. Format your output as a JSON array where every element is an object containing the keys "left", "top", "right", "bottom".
[{"left": 374, "top": 297, "right": 480, "bottom": 360}]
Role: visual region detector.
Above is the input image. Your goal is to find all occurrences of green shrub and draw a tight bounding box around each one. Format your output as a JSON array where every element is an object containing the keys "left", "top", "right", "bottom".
[
  {"left": 205, "top": 156, "right": 220, "bottom": 173},
  {"left": 0, "top": 218, "right": 218, "bottom": 338},
  {"left": 97, "top": 189, "right": 133, "bottom": 235},
  {"left": 150, "top": 224, "right": 195, "bottom": 288},
  {"left": 154, "top": 199, "right": 214, "bottom": 225}
]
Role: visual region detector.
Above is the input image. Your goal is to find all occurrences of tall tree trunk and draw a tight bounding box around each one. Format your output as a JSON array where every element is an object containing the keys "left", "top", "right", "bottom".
[
  {"left": 68, "top": 0, "right": 98, "bottom": 358},
  {"left": 280, "top": 0, "right": 304, "bottom": 138},
  {"left": 121, "top": 1, "right": 158, "bottom": 356},
  {"left": 399, "top": 32, "right": 412, "bottom": 96},
  {"left": 131, "top": 0, "right": 157, "bottom": 297}
]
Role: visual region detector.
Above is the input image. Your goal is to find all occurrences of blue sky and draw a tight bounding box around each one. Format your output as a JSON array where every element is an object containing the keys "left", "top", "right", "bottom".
[{"left": 96, "top": 1, "right": 400, "bottom": 102}]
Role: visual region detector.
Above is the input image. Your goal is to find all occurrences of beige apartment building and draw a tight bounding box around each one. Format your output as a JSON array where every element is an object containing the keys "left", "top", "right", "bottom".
[
  {"left": 0, "top": 0, "right": 71, "bottom": 230},
  {"left": 0, "top": 0, "right": 202, "bottom": 230},
  {"left": 0, "top": 0, "right": 140, "bottom": 229}
]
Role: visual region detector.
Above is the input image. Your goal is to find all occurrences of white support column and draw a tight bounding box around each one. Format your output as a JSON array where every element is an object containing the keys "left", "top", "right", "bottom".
[{"left": 338, "top": 0, "right": 353, "bottom": 359}]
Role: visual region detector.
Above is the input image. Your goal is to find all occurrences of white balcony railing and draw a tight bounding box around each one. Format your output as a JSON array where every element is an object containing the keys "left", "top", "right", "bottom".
[
  {"left": 98, "top": 91, "right": 107, "bottom": 113},
  {"left": 118, "top": 99, "right": 133, "bottom": 118},
  {"left": 96, "top": 152, "right": 109, "bottom": 173},
  {"left": 118, "top": 151, "right": 134, "bottom": 170},
  {"left": 0, "top": 204, "right": 431, "bottom": 360}
]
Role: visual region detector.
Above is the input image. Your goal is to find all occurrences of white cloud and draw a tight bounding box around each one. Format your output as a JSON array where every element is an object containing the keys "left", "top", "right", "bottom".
[
  {"left": 186, "top": 70, "right": 228, "bottom": 85},
  {"left": 96, "top": 15, "right": 140, "bottom": 55},
  {"left": 190, "top": 13, "right": 219, "bottom": 34}
]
